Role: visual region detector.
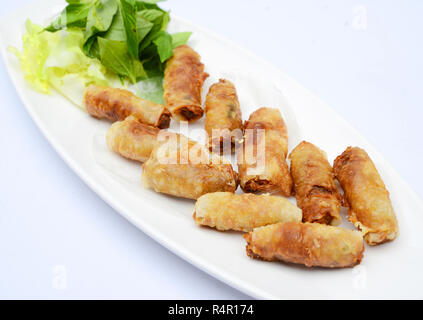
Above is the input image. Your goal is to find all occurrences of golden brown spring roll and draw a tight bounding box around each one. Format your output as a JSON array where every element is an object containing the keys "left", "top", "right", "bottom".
[
  {"left": 106, "top": 116, "right": 194, "bottom": 163},
  {"left": 163, "top": 45, "right": 209, "bottom": 122},
  {"left": 289, "top": 141, "right": 342, "bottom": 226},
  {"left": 84, "top": 84, "right": 171, "bottom": 129},
  {"left": 106, "top": 115, "right": 161, "bottom": 163},
  {"left": 333, "top": 147, "right": 399, "bottom": 245},
  {"left": 244, "top": 222, "right": 364, "bottom": 268},
  {"left": 194, "top": 192, "right": 302, "bottom": 232},
  {"left": 205, "top": 79, "right": 243, "bottom": 153},
  {"left": 142, "top": 140, "right": 238, "bottom": 200},
  {"left": 237, "top": 107, "right": 293, "bottom": 196}
]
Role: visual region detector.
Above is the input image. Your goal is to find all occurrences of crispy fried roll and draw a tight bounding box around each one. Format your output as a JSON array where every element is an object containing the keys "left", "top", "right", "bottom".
[
  {"left": 84, "top": 84, "right": 171, "bottom": 129},
  {"left": 106, "top": 116, "right": 161, "bottom": 163},
  {"left": 237, "top": 107, "right": 293, "bottom": 196},
  {"left": 142, "top": 140, "right": 238, "bottom": 200},
  {"left": 244, "top": 222, "right": 364, "bottom": 268},
  {"left": 333, "top": 147, "right": 399, "bottom": 245},
  {"left": 289, "top": 141, "right": 342, "bottom": 226},
  {"left": 163, "top": 45, "right": 209, "bottom": 122},
  {"left": 194, "top": 192, "right": 302, "bottom": 232},
  {"left": 205, "top": 79, "right": 243, "bottom": 153},
  {"left": 106, "top": 116, "right": 191, "bottom": 163}
]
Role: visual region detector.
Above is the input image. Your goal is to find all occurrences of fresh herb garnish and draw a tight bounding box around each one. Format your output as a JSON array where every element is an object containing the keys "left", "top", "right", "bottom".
[{"left": 46, "top": 0, "right": 191, "bottom": 84}]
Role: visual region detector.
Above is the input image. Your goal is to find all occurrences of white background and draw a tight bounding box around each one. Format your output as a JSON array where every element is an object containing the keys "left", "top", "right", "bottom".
[{"left": 1, "top": 0, "right": 422, "bottom": 299}]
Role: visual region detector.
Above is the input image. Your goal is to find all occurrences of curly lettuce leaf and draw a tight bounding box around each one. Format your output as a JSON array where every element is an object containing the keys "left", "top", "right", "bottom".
[
  {"left": 13, "top": 0, "right": 192, "bottom": 103},
  {"left": 10, "top": 20, "right": 116, "bottom": 106}
]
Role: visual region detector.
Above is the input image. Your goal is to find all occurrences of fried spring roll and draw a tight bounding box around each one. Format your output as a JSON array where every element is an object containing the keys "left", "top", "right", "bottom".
[
  {"left": 84, "top": 84, "right": 171, "bottom": 129},
  {"left": 106, "top": 116, "right": 161, "bottom": 163},
  {"left": 142, "top": 141, "right": 238, "bottom": 200},
  {"left": 163, "top": 45, "right": 209, "bottom": 122},
  {"left": 333, "top": 147, "right": 399, "bottom": 245},
  {"left": 106, "top": 116, "right": 194, "bottom": 163},
  {"left": 205, "top": 79, "right": 243, "bottom": 153},
  {"left": 244, "top": 222, "right": 364, "bottom": 268},
  {"left": 237, "top": 107, "right": 293, "bottom": 196},
  {"left": 289, "top": 141, "right": 342, "bottom": 226},
  {"left": 194, "top": 192, "right": 302, "bottom": 232}
]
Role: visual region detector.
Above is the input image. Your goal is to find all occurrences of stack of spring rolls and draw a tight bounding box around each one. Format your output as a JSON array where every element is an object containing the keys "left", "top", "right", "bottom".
[{"left": 83, "top": 44, "right": 399, "bottom": 269}]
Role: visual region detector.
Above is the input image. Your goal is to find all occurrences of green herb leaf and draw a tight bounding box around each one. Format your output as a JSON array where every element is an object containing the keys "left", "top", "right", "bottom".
[
  {"left": 135, "top": 0, "right": 166, "bottom": 11},
  {"left": 45, "top": 0, "right": 95, "bottom": 32},
  {"left": 171, "top": 32, "right": 191, "bottom": 48},
  {"left": 104, "top": 5, "right": 153, "bottom": 43},
  {"left": 84, "top": 0, "right": 118, "bottom": 47},
  {"left": 118, "top": 0, "right": 138, "bottom": 59},
  {"left": 103, "top": 6, "right": 126, "bottom": 40},
  {"left": 138, "top": 9, "right": 169, "bottom": 51},
  {"left": 152, "top": 31, "right": 173, "bottom": 62},
  {"left": 136, "top": 15, "right": 154, "bottom": 43},
  {"left": 137, "top": 9, "right": 163, "bottom": 22},
  {"left": 98, "top": 37, "right": 146, "bottom": 83},
  {"left": 41, "top": 0, "right": 190, "bottom": 87}
]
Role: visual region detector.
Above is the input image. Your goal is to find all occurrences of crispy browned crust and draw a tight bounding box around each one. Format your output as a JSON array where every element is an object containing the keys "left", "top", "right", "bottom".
[
  {"left": 142, "top": 140, "right": 238, "bottom": 200},
  {"left": 106, "top": 116, "right": 161, "bottom": 163},
  {"left": 289, "top": 141, "right": 342, "bottom": 226},
  {"left": 333, "top": 147, "right": 399, "bottom": 245},
  {"left": 84, "top": 84, "right": 171, "bottom": 128},
  {"left": 237, "top": 107, "right": 293, "bottom": 196},
  {"left": 205, "top": 79, "right": 243, "bottom": 154},
  {"left": 193, "top": 192, "right": 302, "bottom": 232},
  {"left": 163, "top": 45, "right": 209, "bottom": 122},
  {"left": 244, "top": 222, "right": 365, "bottom": 268}
]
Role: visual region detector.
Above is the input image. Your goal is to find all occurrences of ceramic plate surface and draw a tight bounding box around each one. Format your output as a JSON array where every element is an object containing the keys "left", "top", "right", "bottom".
[{"left": 2, "top": 0, "right": 423, "bottom": 299}]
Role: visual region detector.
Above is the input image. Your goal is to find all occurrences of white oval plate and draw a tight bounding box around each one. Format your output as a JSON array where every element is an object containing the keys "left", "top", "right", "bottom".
[{"left": 2, "top": 0, "right": 423, "bottom": 299}]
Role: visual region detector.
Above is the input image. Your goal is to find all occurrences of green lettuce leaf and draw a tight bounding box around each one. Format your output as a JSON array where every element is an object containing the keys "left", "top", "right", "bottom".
[
  {"left": 15, "top": 0, "right": 193, "bottom": 101},
  {"left": 10, "top": 20, "right": 115, "bottom": 106}
]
